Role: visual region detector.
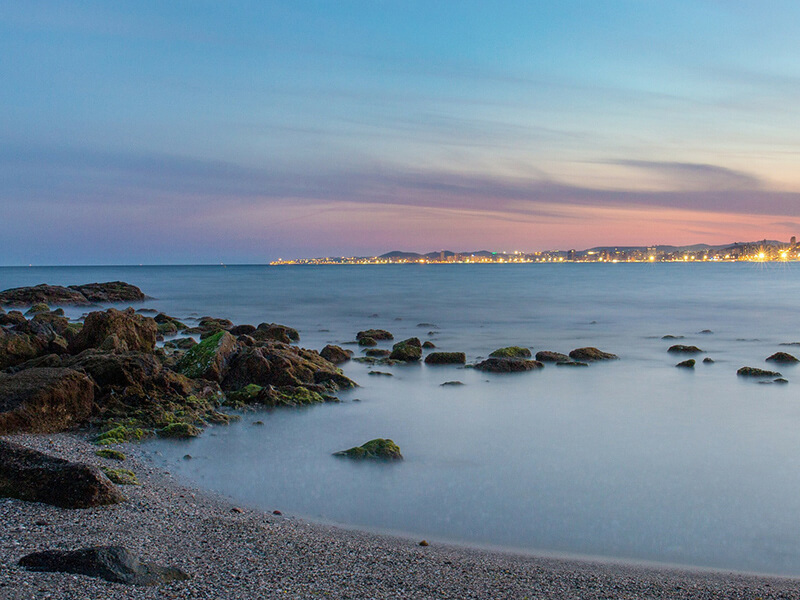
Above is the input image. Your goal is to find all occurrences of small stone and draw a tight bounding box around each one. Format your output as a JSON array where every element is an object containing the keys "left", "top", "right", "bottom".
[
  {"left": 252, "top": 420, "right": 264, "bottom": 425},
  {"left": 231, "top": 507, "right": 244, "bottom": 513},
  {"left": 676, "top": 359, "right": 696, "bottom": 368},
  {"left": 703, "top": 357, "right": 715, "bottom": 364},
  {"left": 183, "top": 454, "right": 192, "bottom": 460},
  {"left": 419, "top": 540, "right": 429, "bottom": 547},
  {"left": 272, "top": 510, "right": 282, "bottom": 515}
]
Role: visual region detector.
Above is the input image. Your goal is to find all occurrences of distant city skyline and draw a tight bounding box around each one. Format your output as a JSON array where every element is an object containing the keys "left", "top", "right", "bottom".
[{"left": 3, "top": 2, "right": 800, "bottom": 265}]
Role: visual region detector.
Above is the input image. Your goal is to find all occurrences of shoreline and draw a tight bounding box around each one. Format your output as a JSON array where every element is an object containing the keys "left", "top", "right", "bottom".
[{"left": 2, "top": 434, "right": 800, "bottom": 599}]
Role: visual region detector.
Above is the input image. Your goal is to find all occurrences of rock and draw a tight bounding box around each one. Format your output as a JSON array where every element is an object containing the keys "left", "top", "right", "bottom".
[
  {"left": 68, "top": 282, "right": 147, "bottom": 303},
  {"left": 68, "top": 308, "right": 157, "bottom": 354},
  {"left": 101, "top": 467, "right": 139, "bottom": 485},
  {"left": 569, "top": 347, "right": 618, "bottom": 361},
  {"left": 775, "top": 378, "right": 789, "bottom": 384},
  {"left": 699, "top": 329, "right": 714, "bottom": 334},
  {"left": 334, "top": 438, "right": 403, "bottom": 460},
  {"left": 95, "top": 449, "right": 125, "bottom": 461},
  {"left": 419, "top": 540, "right": 429, "bottom": 547},
  {"left": 535, "top": 350, "right": 570, "bottom": 362},
  {"left": 177, "top": 331, "right": 238, "bottom": 381},
  {"left": 0, "top": 310, "right": 27, "bottom": 327},
  {"left": 474, "top": 357, "right": 543, "bottom": 372},
  {"left": 164, "top": 337, "right": 197, "bottom": 350},
  {"left": 489, "top": 346, "right": 531, "bottom": 358},
  {"left": 365, "top": 348, "right": 391, "bottom": 357},
  {"left": 25, "top": 303, "right": 50, "bottom": 316},
  {"left": 359, "top": 336, "right": 377, "bottom": 347},
  {"left": 668, "top": 345, "right": 703, "bottom": 354},
  {"left": 30, "top": 311, "right": 72, "bottom": 337},
  {"left": 737, "top": 366, "right": 782, "bottom": 378},
  {"left": 676, "top": 359, "right": 696, "bottom": 368},
  {"left": 18, "top": 546, "right": 188, "bottom": 585},
  {"left": 0, "top": 284, "right": 90, "bottom": 307},
  {"left": 556, "top": 361, "right": 588, "bottom": 367},
  {"left": 157, "top": 321, "right": 178, "bottom": 336},
  {"left": 0, "top": 368, "right": 94, "bottom": 434},
  {"left": 766, "top": 352, "right": 799, "bottom": 363},
  {"left": 0, "top": 440, "right": 123, "bottom": 508},
  {"left": 320, "top": 344, "right": 352, "bottom": 364},
  {"left": 356, "top": 329, "right": 393, "bottom": 341},
  {"left": 661, "top": 334, "right": 684, "bottom": 340},
  {"left": 228, "top": 324, "right": 256, "bottom": 336},
  {"left": 440, "top": 381, "right": 464, "bottom": 386},
  {"left": 157, "top": 423, "right": 201, "bottom": 438},
  {"left": 252, "top": 323, "right": 299, "bottom": 343},
  {"left": 0, "top": 329, "right": 45, "bottom": 369},
  {"left": 424, "top": 352, "right": 466, "bottom": 365},
  {"left": 703, "top": 357, "right": 715, "bottom": 364},
  {"left": 389, "top": 338, "right": 422, "bottom": 362},
  {"left": 222, "top": 343, "right": 357, "bottom": 392},
  {"left": 368, "top": 371, "right": 393, "bottom": 377},
  {"left": 422, "top": 341, "right": 436, "bottom": 349}
]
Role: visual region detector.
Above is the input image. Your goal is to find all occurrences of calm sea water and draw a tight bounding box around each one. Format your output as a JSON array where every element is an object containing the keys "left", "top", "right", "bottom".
[{"left": 3, "top": 263, "right": 800, "bottom": 575}]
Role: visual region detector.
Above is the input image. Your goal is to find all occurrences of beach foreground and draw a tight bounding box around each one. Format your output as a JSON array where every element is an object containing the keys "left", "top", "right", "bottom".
[{"left": 0, "top": 435, "right": 798, "bottom": 600}]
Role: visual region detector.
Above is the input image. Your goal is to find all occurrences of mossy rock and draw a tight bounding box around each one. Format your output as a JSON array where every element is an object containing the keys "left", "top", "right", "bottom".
[
  {"left": 224, "top": 383, "right": 264, "bottom": 407},
  {"left": 356, "top": 329, "right": 393, "bottom": 341},
  {"left": 95, "top": 449, "right": 125, "bottom": 461},
  {"left": 535, "top": 350, "right": 570, "bottom": 362},
  {"left": 101, "top": 467, "right": 139, "bottom": 485},
  {"left": 668, "top": 345, "right": 703, "bottom": 354},
  {"left": 556, "top": 361, "right": 588, "bottom": 367},
  {"left": 569, "top": 347, "right": 619, "bottom": 361},
  {"left": 737, "top": 366, "right": 782, "bottom": 378},
  {"left": 95, "top": 425, "right": 146, "bottom": 445},
  {"left": 157, "top": 423, "right": 201, "bottom": 438},
  {"left": 676, "top": 359, "right": 696, "bottom": 368},
  {"left": 358, "top": 337, "right": 377, "bottom": 347},
  {"left": 177, "top": 330, "right": 237, "bottom": 381},
  {"left": 25, "top": 303, "right": 50, "bottom": 316},
  {"left": 389, "top": 338, "right": 422, "bottom": 362},
  {"left": 157, "top": 321, "right": 179, "bottom": 335},
  {"left": 766, "top": 352, "right": 799, "bottom": 363},
  {"left": 271, "top": 386, "right": 325, "bottom": 406},
  {"left": 424, "top": 352, "right": 466, "bottom": 365},
  {"left": 489, "top": 346, "right": 531, "bottom": 359},
  {"left": 334, "top": 438, "right": 403, "bottom": 460}
]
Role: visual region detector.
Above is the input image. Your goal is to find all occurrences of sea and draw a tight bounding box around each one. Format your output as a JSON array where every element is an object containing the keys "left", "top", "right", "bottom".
[{"left": 3, "top": 262, "right": 800, "bottom": 575}]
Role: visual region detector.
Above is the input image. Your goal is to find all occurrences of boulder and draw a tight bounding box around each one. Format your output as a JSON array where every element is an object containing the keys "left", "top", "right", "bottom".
[
  {"left": 676, "top": 359, "right": 696, "bottom": 368},
  {"left": 703, "top": 357, "right": 715, "bottom": 364},
  {"left": 252, "top": 323, "right": 299, "bottom": 343},
  {"left": 0, "top": 310, "right": 27, "bottom": 327},
  {"left": 0, "top": 329, "right": 45, "bottom": 369},
  {"left": 177, "top": 331, "right": 238, "bottom": 382},
  {"left": 766, "top": 352, "right": 799, "bottom": 363},
  {"left": 334, "top": 438, "right": 403, "bottom": 460},
  {"left": 228, "top": 324, "right": 256, "bottom": 336},
  {"left": 738, "top": 366, "right": 782, "bottom": 378},
  {"left": 474, "top": 357, "right": 543, "bottom": 372},
  {"left": 0, "top": 440, "right": 123, "bottom": 508},
  {"left": 668, "top": 345, "right": 703, "bottom": 354},
  {"left": 320, "top": 344, "right": 352, "bottom": 364},
  {"left": 68, "top": 282, "right": 147, "bottom": 303},
  {"left": 389, "top": 338, "right": 422, "bottom": 362},
  {"left": 19, "top": 546, "right": 188, "bottom": 585},
  {"left": 358, "top": 337, "right": 377, "bottom": 347},
  {"left": 424, "top": 352, "right": 466, "bottom": 365},
  {"left": 0, "top": 284, "right": 90, "bottom": 307},
  {"left": 489, "top": 346, "right": 531, "bottom": 358},
  {"left": 535, "top": 350, "right": 570, "bottom": 362},
  {"left": 25, "top": 303, "right": 50, "bottom": 316},
  {"left": 569, "top": 347, "right": 618, "bottom": 361},
  {"left": 422, "top": 341, "right": 436, "bottom": 349},
  {"left": 0, "top": 368, "right": 95, "bottom": 434},
  {"left": 30, "top": 312, "right": 72, "bottom": 337},
  {"left": 68, "top": 308, "right": 157, "bottom": 354},
  {"left": 365, "top": 349, "right": 391, "bottom": 358},
  {"left": 225, "top": 384, "right": 328, "bottom": 408},
  {"left": 356, "top": 329, "right": 393, "bottom": 341}
]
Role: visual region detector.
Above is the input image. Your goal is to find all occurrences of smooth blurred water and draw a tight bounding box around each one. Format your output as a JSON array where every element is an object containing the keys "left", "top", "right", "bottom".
[{"left": 3, "top": 263, "right": 800, "bottom": 574}]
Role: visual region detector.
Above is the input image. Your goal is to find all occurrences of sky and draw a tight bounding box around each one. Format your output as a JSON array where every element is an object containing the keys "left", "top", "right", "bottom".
[{"left": 3, "top": 1, "right": 800, "bottom": 264}]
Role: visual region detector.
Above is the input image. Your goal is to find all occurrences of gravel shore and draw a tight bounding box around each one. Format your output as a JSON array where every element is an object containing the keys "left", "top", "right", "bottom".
[{"left": 1, "top": 434, "right": 799, "bottom": 599}]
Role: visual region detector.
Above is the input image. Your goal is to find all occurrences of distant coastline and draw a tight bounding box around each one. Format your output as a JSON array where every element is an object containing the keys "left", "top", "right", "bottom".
[{"left": 272, "top": 238, "right": 799, "bottom": 265}]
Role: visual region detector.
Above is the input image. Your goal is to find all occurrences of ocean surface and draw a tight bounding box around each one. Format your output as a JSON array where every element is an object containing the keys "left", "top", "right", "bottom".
[{"left": 3, "top": 263, "right": 800, "bottom": 575}]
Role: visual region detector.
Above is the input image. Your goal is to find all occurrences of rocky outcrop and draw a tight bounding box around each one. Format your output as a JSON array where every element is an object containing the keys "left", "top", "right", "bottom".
[
  {"left": 0, "top": 329, "right": 45, "bottom": 369},
  {"left": 737, "top": 366, "right": 782, "bottom": 378},
  {"left": 0, "top": 282, "right": 146, "bottom": 307},
  {"left": 389, "top": 338, "right": 422, "bottom": 362},
  {"left": 0, "top": 440, "right": 124, "bottom": 508},
  {"left": 474, "top": 357, "right": 543, "bottom": 372},
  {"left": 334, "top": 438, "right": 403, "bottom": 460},
  {"left": 766, "top": 352, "right": 799, "bottom": 363},
  {"left": 569, "top": 347, "right": 618, "bottom": 361},
  {"left": 68, "top": 308, "right": 157, "bottom": 354},
  {"left": 252, "top": 323, "right": 299, "bottom": 344},
  {"left": 0, "top": 368, "right": 94, "bottom": 434},
  {"left": 177, "top": 331, "right": 238, "bottom": 381},
  {"left": 667, "top": 345, "right": 703, "bottom": 354},
  {"left": 489, "top": 347, "right": 531, "bottom": 358},
  {"left": 356, "top": 329, "right": 393, "bottom": 341},
  {"left": 535, "top": 350, "right": 570, "bottom": 363},
  {"left": 424, "top": 352, "right": 466, "bottom": 365},
  {"left": 19, "top": 546, "right": 188, "bottom": 585},
  {"left": 320, "top": 345, "right": 352, "bottom": 364}
]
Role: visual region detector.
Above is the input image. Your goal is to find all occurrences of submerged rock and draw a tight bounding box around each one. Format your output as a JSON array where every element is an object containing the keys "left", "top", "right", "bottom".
[
  {"left": 320, "top": 344, "right": 352, "bottom": 364},
  {"left": 19, "top": 546, "right": 189, "bottom": 585},
  {"left": 424, "top": 352, "right": 466, "bottom": 365},
  {"left": 661, "top": 335, "right": 684, "bottom": 340},
  {"left": 358, "top": 337, "right": 377, "bottom": 347},
  {"left": 334, "top": 438, "right": 403, "bottom": 460},
  {"left": 667, "top": 345, "right": 703, "bottom": 354},
  {"left": 365, "top": 348, "right": 391, "bottom": 358},
  {"left": 440, "top": 381, "right": 464, "bottom": 386},
  {"left": 676, "top": 359, "right": 696, "bottom": 368},
  {"left": 535, "top": 350, "right": 570, "bottom": 363},
  {"left": 489, "top": 346, "right": 531, "bottom": 359},
  {"left": 0, "top": 440, "right": 124, "bottom": 508},
  {"left": 356, "top": 329, "right": 394, "bottom": 341},
  {"left": 703, "top": 357, "right": 715, "bottom": 364},
  {"left": 737, "top": 366, "right": 782, "bottom": 378},
  {"left": 556, "top": 361, "right": 588, "bottom": 367},
  {"left": 766, "top": 352, "right": 799, "bottom": 363},
  {"left": 389, "top": 338, "right": 422, "bottom": 362},
  {"left": 422, "top": 341, "right": 436, "bottom": 349},
  {"left": 569, "top": 347, "right": 618, "bottom": 361},
  {"left": 474, "top": 357, "right": 543, "bottom": 372}
]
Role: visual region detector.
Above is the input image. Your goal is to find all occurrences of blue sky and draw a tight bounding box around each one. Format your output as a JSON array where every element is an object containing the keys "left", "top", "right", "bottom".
[{"left": 3, "top": 1, "right": 800, "bottom": 264}]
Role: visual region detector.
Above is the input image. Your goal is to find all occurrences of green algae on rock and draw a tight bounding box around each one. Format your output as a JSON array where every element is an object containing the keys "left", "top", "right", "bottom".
[
  {"left": 389, "top": 338, "right": 422, "bottom": 362},
  {"left": 334, "top": 438, "right": 403, "bottom": 460},
  {"left": 101, "top": 467, "right": 139, "bottom": 485},
  {"left": 177, "top": 330, "right": 237, "bottom": 381},
  {"left": 157, "top": 422, "right": 201, "bottom": 439},
  {"left": 489, "top": 346, "right": 531, "bottom": 359},
  {"left": 95, "top": 449, "right": 125, "bottom": 461},
  {"left": 569, "top": 347, "right": 619, "bottom": 361}
]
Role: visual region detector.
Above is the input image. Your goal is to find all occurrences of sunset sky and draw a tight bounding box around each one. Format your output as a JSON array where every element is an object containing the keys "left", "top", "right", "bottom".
[{"left": 3, "top": 1, "right": 800, "bottom": 264}]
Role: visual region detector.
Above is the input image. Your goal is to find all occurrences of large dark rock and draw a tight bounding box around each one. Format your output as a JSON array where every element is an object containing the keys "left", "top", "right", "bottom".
[
  {"left": 334, "top": 438, "right": 403, "bottom": 460},
  {"left": 738, "top": 366, "right": 782, "bottom": 378},
  {"left": 489, "top": 346, "right": 531, "bottom": 358},
  {"left": 228, "top": 324, "right": 256, "bottom": 336},
  {"left": 252, "top": 323, "right": 300, "bottom": 344},
  {"left": 177, "top": 331, "right": 238, "bottom": 381},
  {"left": 320, "top": 344, "right": 352, "bottom": 364},
  {"left": 356, "top": 329, "right": 393, "bottom": 341},
  {"left": 68, "top": 308, "right": 157, "bottom": 354},
  {"left": 222, "top": 343, "right": 356, "bottom": 392},
  {"left": 65, "top": 351, "right": 163, "bottom": 389},
  {"left": 19, "top": 546, "right": 188, "bottom": 585},
  {"left": 68, "top": 282, "right": 147, "bottom": 304},
  {"left": 0, "top": 310, "right": 27, "bottom": 327},
  {"left": 389, "top": 338, "right": 422, "bottom": 362},
  {"left": 474, "top": 357, "right": 543, "bottom": 372},
  {"left": 424, "top": 352, "right": 466, "bottom": 365},
  {"left": 569, "top": 347, "right": 618, "bottom": 361},
  {"left": 766, "top": 352, "right": 799, "bottom": 363},
  {"left": 0, "top": 440, "right": 123, "bottom": 508},
  {"left": 0, "top": 329, "right": 45, "bottom": 369},
  {"left": 0, "top": 368, "right": 95, "bottom": 434},
  {"left": 535, "top": 350, "right": 570, "bottom": 362},
  {"left": 667, "top": 345, "right": 703, "bottom": 354}
]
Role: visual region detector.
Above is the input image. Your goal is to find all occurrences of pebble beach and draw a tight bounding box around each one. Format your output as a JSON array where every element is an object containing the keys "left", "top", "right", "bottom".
[{"left": 2, "top": 434, "right": 800, "bottom": 600}]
